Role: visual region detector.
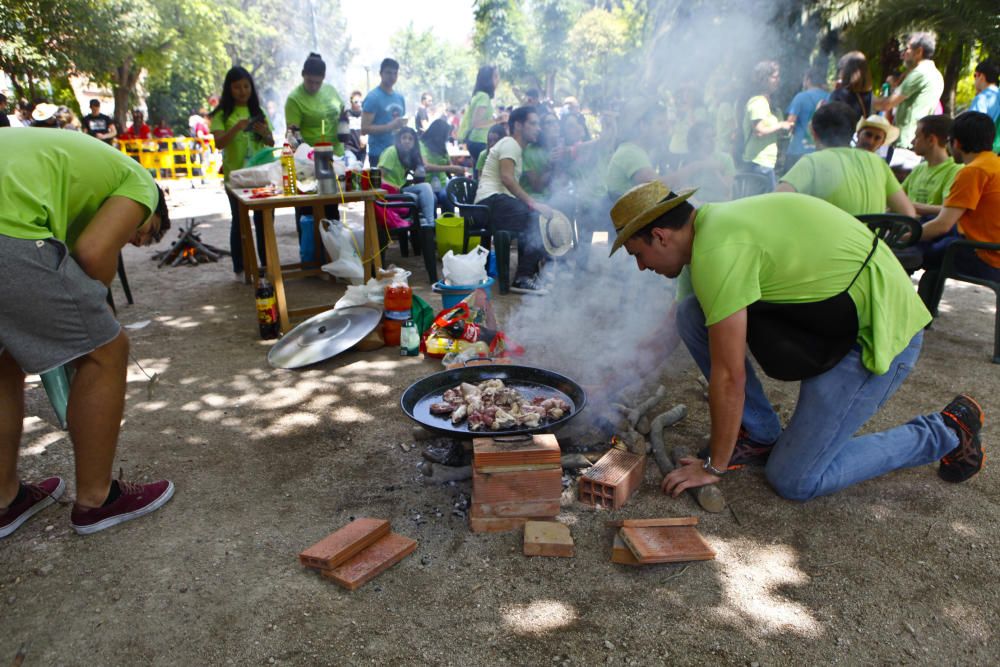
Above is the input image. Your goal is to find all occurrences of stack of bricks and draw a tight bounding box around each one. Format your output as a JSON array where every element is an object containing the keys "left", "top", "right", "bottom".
[
  {"left": 299, "top": 518, "right": 417, "bottom": 590},
  {"left": 609, "top": 517, "right": 715, "bottom": 565},
  {"left": 470, "top": 434, "right": 563, "bottom": 533}
]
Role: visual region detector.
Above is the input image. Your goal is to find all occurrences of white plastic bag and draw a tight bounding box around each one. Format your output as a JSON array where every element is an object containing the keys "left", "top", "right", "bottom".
[
  {"left": 294, "top": 143, "right": 315, "bottom": 180},
  {"left": 319, "top": 218, "right": 364, "bottom": 284},
  {"left": 442, "top": 245, "right": 489, "bottom": 286},
  {"left": 229, "top": 161, "right": 281, "bottom": 188},
  {"left": 334, "top": 284, "right": 370, "bottom": 309}
]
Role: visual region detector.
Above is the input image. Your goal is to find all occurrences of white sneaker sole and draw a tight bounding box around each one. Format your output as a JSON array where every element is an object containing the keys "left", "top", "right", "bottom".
[
  {"left": 71, "top": 481, "right": 175, "bottom": 535},
  {"left": 0, "top": 478, "right": 66, "bottom": 539},
  {"left": 509, "top": 285, "right": 549, "bottom": 296}
]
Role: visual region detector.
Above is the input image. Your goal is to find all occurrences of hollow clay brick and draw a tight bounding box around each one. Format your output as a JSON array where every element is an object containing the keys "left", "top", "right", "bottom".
[
  {"left": 578, "top": 450, "right": 645, "bottom": 509},
  {"left": 321, "top": 533, "right": 417, "bottom": 590},
  {"left": 523, "top": 521, "right": 574, "bottom": 557},
  {"left": 299, "top": 518, "right": 390, "bottom": 570}
]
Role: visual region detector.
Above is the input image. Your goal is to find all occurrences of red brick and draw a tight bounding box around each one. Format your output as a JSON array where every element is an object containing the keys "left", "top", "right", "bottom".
[
  {"left": 523, "top": 521, "right": 574, "bottom": 557},
  {"left": 611, "top": 534, "right": 641, "bottom": 565},
  {"left": 606, "top": 517, "right": 698, "bottom": 528},
  {"left": 471, "top": 498, "right": 560, "bottom": 518},
  {"left": 619, "top": 525, "right": 715, "bottom": 564},
  {"left": 472, "top": 468, "right": 562, "bottom": 504},
  {"left": 321, "top": 533, "right": 417, "bottom": 590},
  {"left": 473, "top": 434, "right": 561, "bottom": 471},
  {"left": 578, "top": 450, "right": 645, "bottom": 509},
  {"left": 299, "top": 518, "right": 390, "bottom": 570}
]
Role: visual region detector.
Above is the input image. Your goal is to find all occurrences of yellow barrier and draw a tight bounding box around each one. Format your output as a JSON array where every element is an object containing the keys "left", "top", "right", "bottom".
[{"left": 116, "top": 137, "right": 222, "bottom": 181}]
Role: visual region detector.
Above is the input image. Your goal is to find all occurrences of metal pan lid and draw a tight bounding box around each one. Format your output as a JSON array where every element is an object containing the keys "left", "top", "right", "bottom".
[{"left": 267, "top": 305, "right": 382, "bottom": 369}]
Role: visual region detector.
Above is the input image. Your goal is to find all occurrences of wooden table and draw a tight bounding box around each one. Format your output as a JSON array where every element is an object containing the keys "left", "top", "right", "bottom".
[{"left": 227, "top": 187, "right": 386, "bottom": 333}]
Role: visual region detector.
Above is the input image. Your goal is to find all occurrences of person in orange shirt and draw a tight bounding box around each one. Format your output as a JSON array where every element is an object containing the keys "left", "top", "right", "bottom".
[{"left": 917, "top": 111, "right": 1000, "bottom": 307}]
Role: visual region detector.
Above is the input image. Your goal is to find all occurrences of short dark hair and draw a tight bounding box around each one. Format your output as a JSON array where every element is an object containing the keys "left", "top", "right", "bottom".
[
  {"left": 508, "top": 106, "right": 536, "bottom": 134},
  {"left": 975, "top": 60, "right": 1000, "bottom": 85},
  {"left": 752, "top": 60, "right": 780, "bottom": 90},
  {"left": 89, "top": 99, "right": 100, "bottom": 107},
  {"left": 421, "top": 92, "right": 432, "bottom": 102},
  {"left": 951, "top": 111, "right": 996, "bottom": 154},
  {"left": 908, "top": 32, "right": 936, "bottom": 59},
  {"left": 805, "top": 66, "right": 827, "bottom": 87},
  {"left": 350, "top": 90, "right": 362, "bottom": 100},
  {"left": 0, "top": 93, "right": 6, "bottom": 105},
  {"left": 916, "top": 114, "right": 951, "bottom": 145},
  {"left": 632, "top": 196, "right": 696, "bottom": 243},
  {"left": 810, "top": 101, "right": 856, "bottom": 147},
  {"left": 380, "top": 58, "right": 399, "bottom": 73},
  {"left": 487, "top": 123, "right": 508, "bottom": 143},
  {"left": 153, "top": 185, "right": 171, "bottom": 243},
  {"left": 303, "top": 52, "right": 325, "bottom": 77},
  {"left": 525, "top": 88, "right": 540, "bottom": 99}
]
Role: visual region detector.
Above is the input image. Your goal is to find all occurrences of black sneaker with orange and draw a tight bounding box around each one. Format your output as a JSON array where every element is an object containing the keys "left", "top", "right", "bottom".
[
  {"left": 939, "top": 394, "right": 985, "bottom": 483},
  {"left": 698, "top": 427, "right": 775, "bottom": 471}
]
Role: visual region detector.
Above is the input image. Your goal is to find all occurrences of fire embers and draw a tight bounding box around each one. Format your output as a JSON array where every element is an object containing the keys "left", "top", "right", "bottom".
[{"left": 430, "top": 380, "right": 571, "bottom": 431}]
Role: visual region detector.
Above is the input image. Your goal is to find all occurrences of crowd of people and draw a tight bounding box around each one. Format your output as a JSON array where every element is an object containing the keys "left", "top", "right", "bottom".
[{"left": 2, "top": 29, "right": 1000, "bottom": 541}]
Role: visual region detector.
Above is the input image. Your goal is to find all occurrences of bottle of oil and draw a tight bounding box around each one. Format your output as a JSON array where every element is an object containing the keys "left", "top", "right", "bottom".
[{"left": 280, "top": 142, "right": 297, "bottom": 196}]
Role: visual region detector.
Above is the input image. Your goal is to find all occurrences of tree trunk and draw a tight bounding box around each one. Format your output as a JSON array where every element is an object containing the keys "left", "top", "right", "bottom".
[
  {"left": 113, "top": 57, "right": 141, "bottom": 130},
  {"left": 941, "top": 42, "right": 966, "bottom": 117}
]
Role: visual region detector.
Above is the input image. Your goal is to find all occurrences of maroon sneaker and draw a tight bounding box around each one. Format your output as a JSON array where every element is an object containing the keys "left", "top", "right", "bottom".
[
  {"left": 0, "top": 477, "right": 66, "bottom": 539},
  {"left": 698, "top": 427, "right": 775, "bottom": 470},
  {"left": 939, "top": 394, "right": 985, "bottom": 483},
  {"left": 70, "top": 479, "right": 174, "bottom": 535}
]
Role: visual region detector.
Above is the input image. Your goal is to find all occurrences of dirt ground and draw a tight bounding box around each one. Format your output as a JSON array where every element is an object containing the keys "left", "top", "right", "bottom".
[{"left": 3, "top": 182, "right": 998, "bottom": 666}]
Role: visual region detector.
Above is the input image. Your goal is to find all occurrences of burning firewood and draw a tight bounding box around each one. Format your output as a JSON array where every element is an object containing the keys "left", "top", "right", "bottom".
[{"left": 152, "top": 219, "right": 230, "bottom": 267}]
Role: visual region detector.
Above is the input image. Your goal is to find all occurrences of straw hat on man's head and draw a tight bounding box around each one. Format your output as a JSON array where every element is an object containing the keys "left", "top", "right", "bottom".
[
  {"left": 609, "top": 182, "right": 697, "bottom": 255},
  {"left": 856, "top": 114, "right": 900, "bottom": 146}
]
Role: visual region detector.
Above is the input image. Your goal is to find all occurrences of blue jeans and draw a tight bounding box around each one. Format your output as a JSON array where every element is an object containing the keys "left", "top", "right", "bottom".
[
  {"left": 746, "top": 163, "right": 777, "bottom": 192},
  {"left": 676, "top": 296, "right": 958, "bottom": 500},
  {"left": 401, "top": 182, "right": 436, "bottom": 226}
]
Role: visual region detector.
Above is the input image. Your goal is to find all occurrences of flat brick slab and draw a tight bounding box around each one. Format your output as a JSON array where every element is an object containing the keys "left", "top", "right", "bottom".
[
  {"left": 321, "top": 532, "right": 417, "bottom": 590},
  {"left": 619, "top": 525, "right": 715, "bottom": 564},
  {"left": 472, "top": 468, "right": 562, "bottom": 504},
  {"left": 578, "top": 450, "right": 645, "bottom": 509},
  {"left": 523, "top": 521, "right": 574, "bottom": 557},
  {"left": 611, "top": 534, "right": 641, "bottom": 565},
  {"left": 473, "top": 434, "right": 561, "bottom": 471},
  {"left": 299, "top": 518, "right": 390, "bottom": 570},
  {"left": 606, "top": 517, "right": 698, "bottom": 528}
]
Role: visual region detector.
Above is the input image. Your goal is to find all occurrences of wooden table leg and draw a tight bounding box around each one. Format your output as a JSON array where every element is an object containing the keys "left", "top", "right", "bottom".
[
  {"left": 363, "top": 199, "right": 382, "bottom": 280},
  {"left": 238, "top": 202, "right": 257, "bottom": 285},
  {"left": 261, "top": 209, "right": 290, "bottom": 333}
]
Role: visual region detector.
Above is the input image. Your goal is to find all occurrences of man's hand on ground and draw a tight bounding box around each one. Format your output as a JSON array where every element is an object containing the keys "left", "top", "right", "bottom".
[{"left": 661, "top": 457, "right": 720, "bottom": 497}]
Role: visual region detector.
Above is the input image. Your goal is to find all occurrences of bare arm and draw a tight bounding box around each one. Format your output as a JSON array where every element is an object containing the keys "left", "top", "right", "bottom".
[
  {"left": 913, "top": 202, "right": 942, "bottom": 217},
  {"left": 775, "top": 181, "right": 797, "bottom": 193},
  {"left": 921, "top": 206, "right": 965, "bottom": 242},
  {"left": 886, "top": 189, "right": 917, "bottom": 217},
  {"left": 212, "top": 118, "right": 248, "bottom": 150},
  {"left": 499, "top": 158, "right": 553, "bottom": 219},
  {"left": 72, "top": 197, "right": 148, "bottom": 285},
  {"left": 663, "top": 308, "right": 748, "bottom": 495},
  {"left": 873, "top": 92, "right": 906, "bottom": 112},
  {"left": 361, "top": 111, "right": 406, "bottom": 136},
  {"left": 752, "top": 117, "right": 792, "bottom": 138}
]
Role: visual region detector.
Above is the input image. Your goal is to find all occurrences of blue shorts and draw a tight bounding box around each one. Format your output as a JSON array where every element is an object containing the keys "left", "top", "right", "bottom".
[{"left": 0, "top": 235, "right": 121, "bottom": 374}]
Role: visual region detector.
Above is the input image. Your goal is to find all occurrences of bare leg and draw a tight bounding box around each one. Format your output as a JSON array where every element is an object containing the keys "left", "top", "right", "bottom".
[
  {"left": 0, "top": 350, "right": 25, "bottom": 507},
  {"left": 67, "top": 331, "right": 129, "bottom": 508}
]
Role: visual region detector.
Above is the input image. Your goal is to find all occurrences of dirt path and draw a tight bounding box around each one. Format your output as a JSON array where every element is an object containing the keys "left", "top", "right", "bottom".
[{"left": 3, "top": 183, "right": 998, "bottom": 665}]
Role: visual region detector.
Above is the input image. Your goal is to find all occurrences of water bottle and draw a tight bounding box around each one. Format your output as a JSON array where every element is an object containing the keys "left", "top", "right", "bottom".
[
  {"left": 280, "top": 143, "right": 297, "bottom": 196},
  {"left": 400, "top": 320, "right": 420, "bottom": 357}
]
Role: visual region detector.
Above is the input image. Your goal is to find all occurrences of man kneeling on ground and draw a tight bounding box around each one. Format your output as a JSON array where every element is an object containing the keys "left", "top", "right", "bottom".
[
  {"left": 610, "top": 182, "right": 983, "bottom": 501},
  {"left": 474, "top": 106, "right": 554, "bottom": 294},
  {"left": 0, "top": 130, "right": 175, "bottom": 538}
]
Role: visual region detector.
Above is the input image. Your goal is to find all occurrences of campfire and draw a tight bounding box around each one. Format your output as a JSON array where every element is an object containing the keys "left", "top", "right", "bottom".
[{"left": 153, "top": 219, "right": 230, "bottom": 267}]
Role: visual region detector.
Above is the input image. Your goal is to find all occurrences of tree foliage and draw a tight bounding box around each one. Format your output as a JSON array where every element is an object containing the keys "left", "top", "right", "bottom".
[
  {"left": 566, "top": 7, "right": 630, "bottom": 101},
  {"left": 473, "top": 0, "right": 528, "bottom": 77},
  {"left": 389, "top": 23, "right": 476, "bottom": 108}
]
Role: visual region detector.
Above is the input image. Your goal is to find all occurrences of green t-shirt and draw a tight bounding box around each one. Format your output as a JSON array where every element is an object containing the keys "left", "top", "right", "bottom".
[
  {"left": 606, "top": 142, "right": 653, "bottom": 198},
  {"left": 285, "top": 83, "right": 344, "bottom": 153},
  {"left": 0, "top": 129, "right": 157, "bottom": 250},
  {"left": 476, "top": 149, "right": 488, "bottom": 173},
  {"left": 520, "top": 144, "right": 551, "bottom": 197},
  {"left": 420, "top": 143, "right": 450, "bottom": 190},
  {"left": 465, "top": 92, "right": 494, "bottom": 144},
  {"left": 377, "top": 146, "right": 408, "bottom": 188},
  {"left": 742, "top": 95, "right": 783, "bottom": 168},
  {"left": 901, "top": 158, "right": 962, "bottom": 206},
  {"left": 780, "top": 148, "right": 901, "bottom": 215},
  {"left": 210, "top": 106, "right": 273, "bottom": 183},
  {"left": 689, "top": 192, "right": 931, "bottom": 375},
  {"left": 894, "top": 60, "right": 944, "bottom": 148},
  {"left": 679, "top": 152, "right": 736, "bottom": 203}
]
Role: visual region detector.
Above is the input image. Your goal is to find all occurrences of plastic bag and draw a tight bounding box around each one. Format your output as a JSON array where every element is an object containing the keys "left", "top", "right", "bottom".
[
  {"left": 319, "top": 218, "right": 364, "bottom": 284},
  {"left": 229, "top": 161, "right": 281, "bottom": 188},
  {"left": 293, "top": 143, "right": 315, "bottom": 180},
  {"left": 442, "top": 245, "right": 489, "bottom": 286}
]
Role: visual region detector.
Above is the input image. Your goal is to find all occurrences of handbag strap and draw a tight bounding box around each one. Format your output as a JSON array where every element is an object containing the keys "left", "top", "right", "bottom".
[{"left": 846, "top": 234, "right": 879, "bottom": 292}]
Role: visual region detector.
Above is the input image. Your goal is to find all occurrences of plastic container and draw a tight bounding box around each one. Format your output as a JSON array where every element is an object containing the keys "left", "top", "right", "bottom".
[
  {"left": 383, "top": 319, "right": 402, "bottom": 346},
  {"left": 431, "top": 277, "right": 494, "bottom": 310},
  {"left": 435, "top": 213, "right": 480, "bottom": 258},
  {"left": 384, "top": 283, "right": 412, "bottom": 321},
  {"left": 280, "top": 143, "right": 297, "bottom": 195},
  {"left": 313, "top": 142, "right": 336, "bottom": 195}
]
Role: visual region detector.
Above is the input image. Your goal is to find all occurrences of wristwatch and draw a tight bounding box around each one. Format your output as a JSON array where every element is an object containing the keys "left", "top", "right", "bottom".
[{"left": 702, "top": 457, "right": 728, "bottom": 477}]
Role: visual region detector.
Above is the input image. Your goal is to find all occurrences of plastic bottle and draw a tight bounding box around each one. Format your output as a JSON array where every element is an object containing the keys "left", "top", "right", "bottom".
[
  {"left": 384, "top": 283, "right": 412, "bottom": 321},
  {"left": 281, "top": 143, "right": 297, "bottom": 196},
  {"left": 383, "top": 319, "right": 402, "bottom": 346},
  {"left": 445, "top": 320, "right": 497, "bottom": 344},
  {"left": 400, "top": 320, "right": 420, "bottom": 356},
  {"left": 255, "top": 277, "right": 279, "bottom": 339}
]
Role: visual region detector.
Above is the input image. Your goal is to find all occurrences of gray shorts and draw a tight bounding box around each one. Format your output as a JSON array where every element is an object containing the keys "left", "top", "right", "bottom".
[{"left": 0, "top": 235, "right": 121, "bottom": 375}]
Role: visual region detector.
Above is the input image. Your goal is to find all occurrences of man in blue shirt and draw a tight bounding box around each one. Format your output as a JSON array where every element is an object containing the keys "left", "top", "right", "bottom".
[
  {"left": 784, "top": 66, "right": 828, "bottom": 172},
  {"left": 970, "top": 60, "right": 999, "bottom": 153},
  {"left": 361, "top": 58, "right": 407, "bottom": 165}
]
